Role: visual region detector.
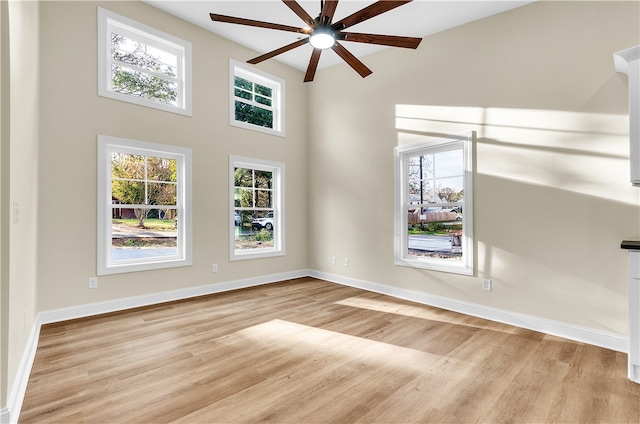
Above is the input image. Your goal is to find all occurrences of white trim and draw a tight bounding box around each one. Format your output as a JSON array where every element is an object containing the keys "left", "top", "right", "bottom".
[
  {"left": 394, "top": 132, "right": 475, "bottom": 275},
  {"left": 229, "top": 59, "right": 285, "bottom": 137},
  {"left": 5, "top": 314, "right": 43, "bottom": 424},
  {"left": 0, "top": 408, "right": 10, "bottom": 424},
  {"left": 229, "top": 155, "right": 286, "bottom": 261},
  {"left": 97, "top": 135, "right": 192, "bottom": 275},
  {"left": 308, "top": 270, "right": 629, "bottom": 353},
  {"left": 38, "top": 270, "right": 307, "bottom": 325},
  {"left": 97, "top": 7, "right": 192, "bottom": 116}
]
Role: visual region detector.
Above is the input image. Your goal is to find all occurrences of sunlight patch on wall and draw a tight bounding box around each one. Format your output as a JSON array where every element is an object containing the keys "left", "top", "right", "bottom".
[{"left": 395, "top": 104, "right": 634, "bottom": 204}]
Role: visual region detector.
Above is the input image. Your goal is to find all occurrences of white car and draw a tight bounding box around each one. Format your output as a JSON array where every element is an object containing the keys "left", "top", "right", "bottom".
[{"left": 251, "top": 212, "right": 274, "bottom": 231}]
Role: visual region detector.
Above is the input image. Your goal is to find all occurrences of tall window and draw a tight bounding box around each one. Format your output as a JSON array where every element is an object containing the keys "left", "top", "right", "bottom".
[
  {"left": 230, "top": 156, "right": 285, "bottom": 260},
  {"left": 230, "top": 60, "right": 285, "bottom": 137},
  {"left": 98, "top": 135, "right": 192, "bottom": 275},
  {"left": 395, "top": 132, "right": 474, "bottom": 275},
  {"left": 98, "top": 7, "right": 192, "bottom": 116}
]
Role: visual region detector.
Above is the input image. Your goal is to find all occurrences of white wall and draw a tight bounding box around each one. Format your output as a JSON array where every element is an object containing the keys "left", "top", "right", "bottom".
[
  {"left": 308, "top": 1, "right": 640, "bottom": 336},
  {"left": 1, "top": 0, "right": 40, "bottom": 414}
]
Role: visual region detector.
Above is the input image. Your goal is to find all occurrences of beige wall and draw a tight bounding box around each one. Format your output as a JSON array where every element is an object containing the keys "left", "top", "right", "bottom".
[
  {"left": 3, "top": 0, "right": 640, "bottom": 415},
  {"left": 308, "top": 1, "right": 640, "bottom": 335},
  {"left": 36, "top": 1, "right": 309, "bottom": 310}
]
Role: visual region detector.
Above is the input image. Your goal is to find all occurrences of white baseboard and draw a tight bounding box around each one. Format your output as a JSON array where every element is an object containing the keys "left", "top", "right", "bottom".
[
  {"left": 309, "top": 270, "right": 629, "bottom": 353},
  {"left": 1, "top": 407, "right": 10, "bottom": 424},
  {"left": 7, "top": 268, "right": 629, "bottom": 423},
  {"left": 5, "top": 312, "right": 43, "bottom": 424},
  {"left": 38, "top": 269, "right": 308, "bottom": 325}
]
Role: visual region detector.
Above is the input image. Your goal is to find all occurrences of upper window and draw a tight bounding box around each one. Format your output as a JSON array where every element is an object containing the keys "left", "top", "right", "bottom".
[
  {"left": 230, "top": 156, "right": 285, "bottom": 260},
  {"left": 98, "top": 7, "right": 192, "bottom": 116},
  {"left": 229, "top": 60, "right": 285, "bottom": 137},
  {"left": 97, "top": 135, "right": 192, "bottom": 275},
  {"left": 394, "top": 132, "right": 474, "bottom": 275}
]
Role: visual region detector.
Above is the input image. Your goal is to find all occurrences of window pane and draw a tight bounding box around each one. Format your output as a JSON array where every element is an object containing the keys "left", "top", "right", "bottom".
[
  {"left": 111, "top": 208, "right": 177, "bottom": 261},
  {"left": 234, "top": 88, "right": 252, "bottom": 101},
  {"left": 111, "top": 33, "right": 177, "bottom": 77},
  {"left": 255, "top": 95, "right": 272, "bottom": 107},
  {"left": 234, "top": 168, "right": 253, "bottom": 188},
  {"left": 147, "top": 157, "right": 177, "bottom": 182},
  {"left": 434, "top": 150, "right": 462, "bottom": 178},
  {"left": 254, "top": 170, "right": 272, "bottom": 188},
  {"left": 111, "top": 64, "right": 178, "bottom": 105},
  {"left": 112, "top": 153, "right": 145, "bottom": 180},
  {"left": 112, "top": 180, "right": 145, "bottom": 205},
  {"left": 255, "top": 189, "right": 272, "bottom": 208},
  {"left": 407, "top": 210, "right": 462, "bottom": 260},
  {"left": 234, "top": 101, "right": 273, "bottom": 129},
  {"left": 255, "top": 84, "right": 272, "bottom": 97},
  {"left": 234, "top": 188, "right": 252, "bottom": 208},
  {"left": 148, "top": 182, "right": 176, "bottom": 206},
  {"left": 235, "top": 76, "right": 253, "bottom": 91},
  {"left": 234, "top": 210, "right": 275, "bottom": 251}
]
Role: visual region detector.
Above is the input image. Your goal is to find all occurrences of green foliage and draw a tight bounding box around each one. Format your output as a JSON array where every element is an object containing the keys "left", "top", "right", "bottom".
[
  {"left": 111, "top": 34, "right": 178, "bottom": 105},
  {"left": 235, "top": 101, "right": 273, "bottom": 128},
  {"left": 233, "top": 76, "right": 274, "bottom": 128},
  {"left": 254, "top": 229, "right": 273, "bottom": 242}
]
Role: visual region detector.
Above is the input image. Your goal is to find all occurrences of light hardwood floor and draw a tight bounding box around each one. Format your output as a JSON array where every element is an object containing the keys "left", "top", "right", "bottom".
[{"left": 19, "top": 277, "right": 640, "bottom": 423}]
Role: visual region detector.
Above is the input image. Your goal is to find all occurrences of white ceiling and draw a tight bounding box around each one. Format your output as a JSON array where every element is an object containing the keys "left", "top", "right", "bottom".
[{"left": 143, "top": 0, "right": 534, "bottom": 72}]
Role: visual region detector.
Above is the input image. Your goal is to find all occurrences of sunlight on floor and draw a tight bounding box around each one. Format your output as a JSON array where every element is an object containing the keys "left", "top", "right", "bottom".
[
  {"left": 335, "top": 295, "right": 517, "bottom": 334},
  {"left": 226, "top": 319, "right": 452, "bottom": 373}
]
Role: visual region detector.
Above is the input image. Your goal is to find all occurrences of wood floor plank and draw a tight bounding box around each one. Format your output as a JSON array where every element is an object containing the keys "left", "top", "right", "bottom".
[{"left": 19, "top": 277, "right": 640, "bottom": 423}]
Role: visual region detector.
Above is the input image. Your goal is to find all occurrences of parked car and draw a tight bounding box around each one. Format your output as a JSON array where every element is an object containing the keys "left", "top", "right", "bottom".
[
  {"left": 234, "top": 211, "right": 242, "bottom": 226},
  {"left": 251, "top": 212, "right": 274, "bottom": 231}
]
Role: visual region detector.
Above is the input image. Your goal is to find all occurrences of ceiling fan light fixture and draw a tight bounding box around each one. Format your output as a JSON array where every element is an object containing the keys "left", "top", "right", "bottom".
[{"left": 309, "top": 27, "right": 335, "bottom": 49}]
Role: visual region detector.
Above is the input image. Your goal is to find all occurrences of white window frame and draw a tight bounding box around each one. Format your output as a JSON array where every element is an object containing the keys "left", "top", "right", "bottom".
[
  {"left": 229, "top": 156, "right": 285, "bottom": 261},
  {"left": 97, "top": 135, "right": 192, "bottom": 275},
  {"left": 98, "top": 7, "right": 192, "bottom": 116},
  {"left": 394, "top": 132, "right": 474, "bottom": 275},
  {"left": 229, "top": 59, "right": 285, "bottom": 137}
]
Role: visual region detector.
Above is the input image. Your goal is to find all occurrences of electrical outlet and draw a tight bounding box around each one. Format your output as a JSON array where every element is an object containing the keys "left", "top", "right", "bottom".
[
  {"left": 331, "top": 256, "right": 336, "bottom": 265},
  {"left": 483, "top": 279, "right": 492, "bottom": 291},
  {"left": 344, "top": 257, "right": 349, "bottom": 267},
  {"left": 88, "top": 277, "right": 98, "bottom": 289},
  {"left": 212, "top": 264, "right": 218, "bottom": 273}
]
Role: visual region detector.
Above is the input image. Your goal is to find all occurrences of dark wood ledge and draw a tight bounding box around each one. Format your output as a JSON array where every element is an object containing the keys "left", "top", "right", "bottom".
[{"left": 621, "top": 240, "right": 640, "bottom": 250}]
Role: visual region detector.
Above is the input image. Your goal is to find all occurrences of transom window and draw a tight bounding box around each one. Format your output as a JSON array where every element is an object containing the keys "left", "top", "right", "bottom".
[
  {"left": 98, "top": 7, "right": 192, "bottom": 116},
  {"left": 229, "top": 60, "right": 285, "bottom": 137},
  {"left": 395, "top": 132, "right": 474, "bottom": 275},
  {"left": 230, "top": 156, "right": 285, "bottom": 260},
  {"left": 98, "top": 135, "right": 192, "bottom": 275}
]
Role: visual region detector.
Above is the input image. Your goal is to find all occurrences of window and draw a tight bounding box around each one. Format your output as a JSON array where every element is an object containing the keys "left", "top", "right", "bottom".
[
  {"left": 98, "top": 135, "right": 192, "bottom": 275},
  {"left": 230, "top": 60, "right": 285, "bottom": 137},
  {"left": 394, "top": 132, "right": 474, "bottom": 275},
  {"left": 230, "top": 156, "right": 285, "bottom": 260},
  {"left": 98, "top": 7, "right": 192, "bottom": 116}
]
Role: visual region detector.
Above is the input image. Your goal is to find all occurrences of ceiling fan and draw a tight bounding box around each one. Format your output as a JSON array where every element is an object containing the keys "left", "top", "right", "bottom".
[{"left": 209, "top": 0, "right": 422, "bottom": 82}]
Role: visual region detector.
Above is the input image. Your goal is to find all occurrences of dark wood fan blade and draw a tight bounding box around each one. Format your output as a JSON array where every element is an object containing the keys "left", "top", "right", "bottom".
[
  {"left": 331, "top": 1, "right": 412, "bottom": 31},
  {"left": 248, "top": 38, "right": 310, "bottom": 65},
  {"left": 320, "top": 0, "right": 339, "bottom": 26},
  {"left": 209, "top": 13, "right": 305, "bottom": 34},
  {"left": 304, "top": 49, "right": 322, "bottom": 82},
  {"left": 331, "top": 42, "right": 372, "bottom": 78},
  {"left": 282, "top": 0, "right": 316, "bottom": 29},
  {"left": 339, "top": 32, "right": 422, "bottom": 49}
]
